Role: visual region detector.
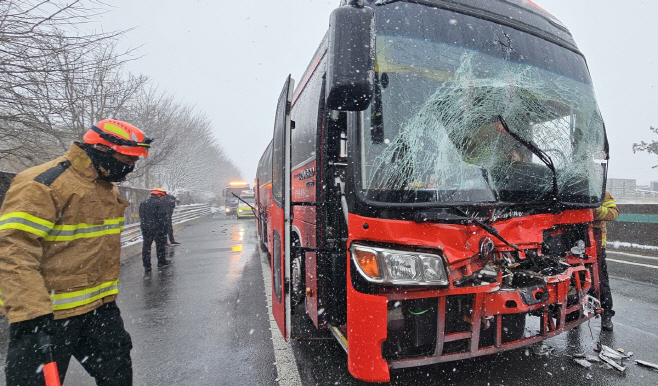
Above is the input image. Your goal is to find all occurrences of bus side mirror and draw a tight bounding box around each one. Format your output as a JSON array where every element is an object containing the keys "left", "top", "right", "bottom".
[{"left": 326, "top": 5, "right": 374, "bottom": 111}]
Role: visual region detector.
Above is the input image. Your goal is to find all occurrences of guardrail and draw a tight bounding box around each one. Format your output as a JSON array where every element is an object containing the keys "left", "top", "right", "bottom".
[{"left": 121, "top": 204, "right": 211, "bottom": 246}]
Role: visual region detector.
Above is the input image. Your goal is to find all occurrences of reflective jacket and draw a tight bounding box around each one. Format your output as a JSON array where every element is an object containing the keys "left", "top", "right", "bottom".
[
  {"left": 0, "top": 143, "right": 129, "bottom": 323},
  {"left": 593, "top": 191, "right": 619, "bottom": 248}
]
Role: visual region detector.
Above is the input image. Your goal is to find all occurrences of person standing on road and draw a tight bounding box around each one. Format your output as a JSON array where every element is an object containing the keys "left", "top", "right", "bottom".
[
  {"left": 0, "top": 119, "right": 152, "bottom": 386},
  {"left": 593, "top": 190, "right": 619, "bottom": 331},
  {"left": 162, "top": 192, "right": 180, "bottom": 245},
  {"left": 139, "top": 188, "right": 172, "bottom": 275}
]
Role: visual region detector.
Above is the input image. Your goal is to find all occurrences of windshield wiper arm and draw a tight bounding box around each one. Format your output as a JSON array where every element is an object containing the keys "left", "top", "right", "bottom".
[
  {"left": 414, "top": 208, "right": 519, "bottom": 252},
  {"left": 497, "top": 115, "right": 559, "bottom": 200},
  {"left": 454, "top": 208, "right": 520, "bottom": 252},
  {"left": 231, "top": 192, "right": 256, "bottom": 213}
]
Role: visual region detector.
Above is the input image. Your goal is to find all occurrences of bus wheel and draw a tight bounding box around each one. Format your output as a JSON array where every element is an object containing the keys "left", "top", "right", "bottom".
[
  {"left": 291, "top": 250, "right": 305, "bottom": 306},
  {"left": 259, "top": 217, "right": 268, "bottom": 252}
]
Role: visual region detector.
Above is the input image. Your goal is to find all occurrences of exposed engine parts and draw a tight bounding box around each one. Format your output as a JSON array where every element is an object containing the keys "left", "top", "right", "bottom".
[{"left": 458, "top": 236, "right": 589, "bottom": 289}]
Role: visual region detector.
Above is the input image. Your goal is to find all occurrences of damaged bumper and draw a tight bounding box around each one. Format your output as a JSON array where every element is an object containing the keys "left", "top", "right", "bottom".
[
  {"left": 344, "top": 211, "right": 601, "bottom": 383},
  {"left": 346, "top": 261, "right": 601, "bottom": 382}
]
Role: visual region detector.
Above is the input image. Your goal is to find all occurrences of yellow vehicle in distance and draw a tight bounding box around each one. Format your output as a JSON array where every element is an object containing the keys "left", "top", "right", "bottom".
[
  {"left": 237, "top": 190, "right": 255, "bottom": 218},
  {"left": 223, "top": 180, "right": 250, "bottom": 215}
]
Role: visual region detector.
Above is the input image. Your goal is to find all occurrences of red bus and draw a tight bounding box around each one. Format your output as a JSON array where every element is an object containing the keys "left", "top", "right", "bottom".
[{"left": 256, "top": 0, "right": 609, "bottom": 382}]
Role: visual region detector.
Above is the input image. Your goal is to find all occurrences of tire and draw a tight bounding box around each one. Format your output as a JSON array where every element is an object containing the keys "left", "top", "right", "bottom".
[
  {"left": 291, "top": 247, "right": 305, "bottom": 307},
  {"left": 258, "top": 217, "right": 268, "bottom": 252}
]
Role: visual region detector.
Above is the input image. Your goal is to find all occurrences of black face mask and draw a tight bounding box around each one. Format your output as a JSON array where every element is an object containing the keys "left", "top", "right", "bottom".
[{"left": 84, "top": 145, "right": 135, "bottom": 182}]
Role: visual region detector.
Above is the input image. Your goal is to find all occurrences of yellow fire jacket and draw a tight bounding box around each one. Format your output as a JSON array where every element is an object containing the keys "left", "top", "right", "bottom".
[
  {"left": 592, "top": 190, "right": 619, "bottom": 248},
  {"left": 0, "top": 143, "right": 129, "bottom": 323}
]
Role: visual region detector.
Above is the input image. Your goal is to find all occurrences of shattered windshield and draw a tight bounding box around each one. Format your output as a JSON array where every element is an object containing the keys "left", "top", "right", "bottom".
[{"left": 358, "top": 3, "right": 607, "bottom": 206}]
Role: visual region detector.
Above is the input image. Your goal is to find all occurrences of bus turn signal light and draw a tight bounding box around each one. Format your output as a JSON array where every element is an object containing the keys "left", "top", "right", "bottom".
[{"left": 354, "top": 248, "right": 380, "bottom": 279}]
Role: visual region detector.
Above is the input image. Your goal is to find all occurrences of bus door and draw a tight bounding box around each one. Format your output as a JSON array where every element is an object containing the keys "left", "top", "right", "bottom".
[{"left": 271, "top": 75, "right": 295, "bottom": 340}]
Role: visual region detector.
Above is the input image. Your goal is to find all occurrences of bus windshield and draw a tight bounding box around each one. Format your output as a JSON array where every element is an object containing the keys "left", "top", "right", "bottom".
[{"left": 357, "top": 2, "right": 607, "bottom": 207}]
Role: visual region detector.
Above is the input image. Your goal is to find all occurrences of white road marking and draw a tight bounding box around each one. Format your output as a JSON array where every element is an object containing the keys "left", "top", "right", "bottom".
[
  {"left": 614, "top": 322, "right": 658, "bottom": 339},
  {"left": 260, "top": 251, "right": 302, "bottom": 386},
  {"left": 607, "top": 258, "right": 658, "bottom": 270},
  {"left": 608, "top": 251, "right": 658, "bottom": 261}
]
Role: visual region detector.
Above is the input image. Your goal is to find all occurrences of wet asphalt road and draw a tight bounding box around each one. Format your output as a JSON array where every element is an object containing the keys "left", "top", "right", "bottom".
[{"left": 0, "top": 215, "right": 657, "bottom": 385}]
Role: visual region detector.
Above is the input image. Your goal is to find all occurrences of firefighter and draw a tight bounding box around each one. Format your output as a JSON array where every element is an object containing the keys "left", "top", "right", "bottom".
[
  {"left": 139, "top": 188, "right": 172, "bottom": 275},
  {"left": 0, "top": 119, "right": 152, "bottom": 386},
  {"left": 593, "top": 190, "right": 619, "bottom": 331},
  {"left": 162, "top": 192, "right": 180, "bottom": 245}
]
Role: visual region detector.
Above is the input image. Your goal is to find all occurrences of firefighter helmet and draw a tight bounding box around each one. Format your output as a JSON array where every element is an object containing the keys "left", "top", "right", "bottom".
[
  {"left": 83, "top": 119, "right": 152, "bottom": 157},
  {"left": 151, "top": 188, "right": 166, "bottom": 196}
]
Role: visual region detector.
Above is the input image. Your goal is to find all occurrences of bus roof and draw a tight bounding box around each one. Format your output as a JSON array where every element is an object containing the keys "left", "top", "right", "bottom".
[{"left": 368, "top": 0, "right": 578, "bottom": 53}]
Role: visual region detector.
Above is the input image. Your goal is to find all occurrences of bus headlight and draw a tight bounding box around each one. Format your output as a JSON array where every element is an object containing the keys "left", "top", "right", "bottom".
[
  {"left": 383, "top": 252, "right": 421, "bottom": 281},
  {"left": 351, "top": 244, "right": 448, "bottom": 286}
]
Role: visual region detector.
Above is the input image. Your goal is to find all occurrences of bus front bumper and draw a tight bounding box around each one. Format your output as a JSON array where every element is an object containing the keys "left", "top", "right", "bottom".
[{"left": 346, "top": 265, "right": 598, "bottom": 383}]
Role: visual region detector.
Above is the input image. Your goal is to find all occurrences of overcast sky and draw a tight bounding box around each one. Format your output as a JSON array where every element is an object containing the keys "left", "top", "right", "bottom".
[{"left": 94, "top": 0, "right": 658, "bottom": 185}]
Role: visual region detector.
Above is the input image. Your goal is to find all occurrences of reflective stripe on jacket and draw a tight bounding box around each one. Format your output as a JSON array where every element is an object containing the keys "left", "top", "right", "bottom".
[
  {"left": 0, "top": 212, "right": 124, "bottom": 241},
  {"left": 593, "top": 191, "right": 619, "bottom": 248},
  {"left": 0, "top": 143, "right": 129, "bottom": 323}
]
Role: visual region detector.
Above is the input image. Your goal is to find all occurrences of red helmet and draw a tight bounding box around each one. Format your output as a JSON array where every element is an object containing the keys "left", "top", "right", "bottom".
[
  {"left": 151, "top": 188, "right": 166, "bottom": 196},
  {"left": 83, "top": 119, "right": 152, "bottom": 157}
]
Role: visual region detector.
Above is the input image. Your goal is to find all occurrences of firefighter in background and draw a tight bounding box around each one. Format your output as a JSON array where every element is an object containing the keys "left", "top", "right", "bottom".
[
  {"left": 139, "top": 188, "right": 172, "bottom": 275},
  {"left": 162, "top": 192, "right": 181, "bottom": 245},
  {"left": 593, "top": 190, "right": 619, "bottom": 331},
  {"left": 0, "top": 119, "right": 151, "bottom": 386}
]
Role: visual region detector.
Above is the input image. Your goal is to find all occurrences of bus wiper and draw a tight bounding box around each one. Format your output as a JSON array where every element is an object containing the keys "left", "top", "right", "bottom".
[
  {"left": 454, "top": 208, "right": 520, "bottom": 252},
  {"left": 414, "top": 208, "right": 519, "bottom": 252},
  {"left": 497, "top": 115, "right": 559, "bottom": 200}
]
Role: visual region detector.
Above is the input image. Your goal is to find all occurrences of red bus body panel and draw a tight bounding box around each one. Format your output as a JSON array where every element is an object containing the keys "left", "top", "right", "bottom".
[
  {"left": 270, "top": 202, "right": 286, "bottom": 338},
  {"left": 291, "top": 160, "right": 319, "bottom": 327}
]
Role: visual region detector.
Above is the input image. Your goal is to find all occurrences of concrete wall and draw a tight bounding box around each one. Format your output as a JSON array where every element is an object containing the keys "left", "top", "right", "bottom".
[
  {"left": 607, "top": 203, "right": 658, "bottom": 251},
  {"left": 117, "top": 186, "right": 151, "bottom": 225}
]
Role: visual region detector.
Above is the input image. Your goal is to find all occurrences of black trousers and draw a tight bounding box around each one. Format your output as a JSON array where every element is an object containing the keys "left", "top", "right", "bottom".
[
  {"left": 594, "top": 228, "right": 614, "bottom": 315},
  {"left": 5, "top": 302, "right": 133, "bottom": 386},
  {"left": 599, "top": 248, "right": 614, "bottom": 315},
  {"left": 142, "top": 231, "right": 167, "bottom": 268},
  {"left": 166, "top": 214, "right": 175, "bottom": 243}
]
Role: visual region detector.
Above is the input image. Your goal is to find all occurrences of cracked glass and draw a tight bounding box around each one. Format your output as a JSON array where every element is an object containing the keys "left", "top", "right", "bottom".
[{"left": 357, "top": 2, "right": 606, "bottom": 206}]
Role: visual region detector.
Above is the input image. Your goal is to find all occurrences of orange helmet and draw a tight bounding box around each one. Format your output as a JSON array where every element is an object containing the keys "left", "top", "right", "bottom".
[
  {"left": 151, "top": 188, "right": 166, "bottom": 196},
  {"left": 83, "top": 119, "right": 152, "bottom": 157}
]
